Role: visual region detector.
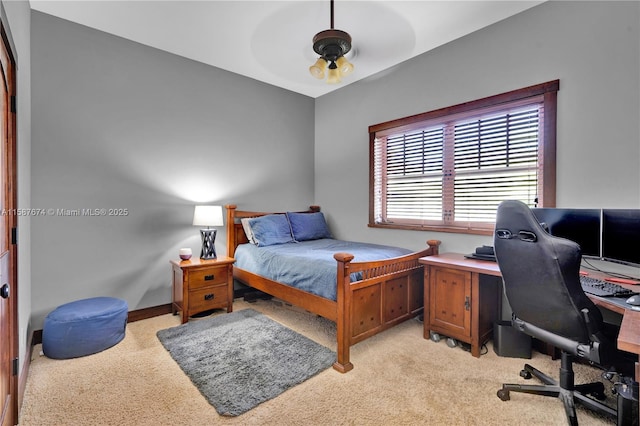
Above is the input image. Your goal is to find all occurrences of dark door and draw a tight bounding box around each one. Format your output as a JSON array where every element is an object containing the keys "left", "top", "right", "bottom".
[{"left": 0, "top": 24, "right": 17, "bottom": 426}]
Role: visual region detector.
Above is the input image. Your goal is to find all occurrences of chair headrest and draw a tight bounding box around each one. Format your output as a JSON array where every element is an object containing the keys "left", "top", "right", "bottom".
[{"left": 495, "top": 200, "right": 546, "bottom": 242}]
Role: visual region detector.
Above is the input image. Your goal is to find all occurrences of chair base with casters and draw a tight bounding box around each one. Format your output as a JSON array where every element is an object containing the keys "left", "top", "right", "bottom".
[{"left": 497, "top": 351, "right": 637, "bottom": 426}]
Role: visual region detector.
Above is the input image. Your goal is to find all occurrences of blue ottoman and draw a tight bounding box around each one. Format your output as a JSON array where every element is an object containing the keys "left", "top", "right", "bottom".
[{"left": 42, "top": 297, "right": 128, "bottom": 359}]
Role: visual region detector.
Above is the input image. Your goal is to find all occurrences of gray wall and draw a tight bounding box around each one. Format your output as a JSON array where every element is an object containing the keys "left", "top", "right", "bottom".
[
  {"left": 1, "top": 0, "right": 31, "bottom": 379},
  {"left": 315, "top": 1, "right": 640, "bottom": 254},
  {"left": 31, "top": 11, "right": 315, "bottom": 327},
  {"left": 30, "top": 1, "right": 640, "bottom": 328}
]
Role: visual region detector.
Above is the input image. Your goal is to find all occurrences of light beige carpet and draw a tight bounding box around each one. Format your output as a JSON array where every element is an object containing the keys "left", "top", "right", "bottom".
[{"left": 20, "top": 299, "right": 615, "bottom": 425}]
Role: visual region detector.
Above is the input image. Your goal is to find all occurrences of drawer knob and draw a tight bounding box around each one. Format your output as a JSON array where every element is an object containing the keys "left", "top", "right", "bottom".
[
  {"left": 204, "top": 274, "right": 215, "bottom": 281},
  {"left": 204, "top": 293, "right": 215, "bottom": 301}
]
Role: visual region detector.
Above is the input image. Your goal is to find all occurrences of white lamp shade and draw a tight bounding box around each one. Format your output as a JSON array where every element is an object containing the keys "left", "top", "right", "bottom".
[{"left": 193, "top": 205, "right": 224, "bottom": 227}]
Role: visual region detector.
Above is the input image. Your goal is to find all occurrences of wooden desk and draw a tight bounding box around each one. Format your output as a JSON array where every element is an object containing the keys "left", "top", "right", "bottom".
[
  {"left": 419, "top": 253, "right": 502, "bottom": 357},
  {"left": 419, "top": 252, "right": 640, "bottom": 410}
]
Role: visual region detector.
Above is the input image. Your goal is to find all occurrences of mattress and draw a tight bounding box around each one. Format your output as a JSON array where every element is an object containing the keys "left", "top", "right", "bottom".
[{"left": 234, "top": 238, "right": 412, "bottom": 301}]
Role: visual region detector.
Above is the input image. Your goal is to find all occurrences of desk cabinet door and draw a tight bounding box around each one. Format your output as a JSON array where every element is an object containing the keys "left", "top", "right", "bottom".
[{"left": 429, "top": 267, "right": 472, "bottom": 339}]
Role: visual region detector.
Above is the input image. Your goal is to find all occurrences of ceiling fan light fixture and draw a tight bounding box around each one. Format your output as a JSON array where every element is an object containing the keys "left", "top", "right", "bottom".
[
  {"left": 326, "top": 63, "right": 341, "bottom": 84},
  {"left": 309, "top": 57, "right": 327, "bottom": 79},
  {"left": 309, "top": 0, "right": 354, "bottom": 84},
  {"left": 335, "top": 56, "right": 353, "bottom": 76}
]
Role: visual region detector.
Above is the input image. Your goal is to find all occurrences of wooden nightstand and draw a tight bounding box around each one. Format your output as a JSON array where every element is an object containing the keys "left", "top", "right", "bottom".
[{"left": 170, "top": 256, "right": 235, "bottom": 323}]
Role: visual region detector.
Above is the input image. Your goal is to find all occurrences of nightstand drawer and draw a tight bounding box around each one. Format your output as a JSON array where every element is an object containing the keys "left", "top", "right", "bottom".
[
  {"left": 189, "top": 267, "right": 228, "bottom": 289},
  {"left": 189, "top": 285, "right": 228, "bottom": 312}
]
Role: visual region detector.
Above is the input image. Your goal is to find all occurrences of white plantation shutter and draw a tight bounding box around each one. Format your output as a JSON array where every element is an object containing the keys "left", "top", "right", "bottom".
[{"left": 370, "top": 81, "right": 558, "bottom": 234}]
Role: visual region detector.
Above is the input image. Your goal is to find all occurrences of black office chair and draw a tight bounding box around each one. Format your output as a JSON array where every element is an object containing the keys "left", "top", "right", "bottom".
[{"left": 493, "top": 200, "right": 637, "bottom": 426}]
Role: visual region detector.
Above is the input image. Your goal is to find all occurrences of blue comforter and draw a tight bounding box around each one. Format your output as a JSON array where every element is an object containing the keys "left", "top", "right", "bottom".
[{"left": 234, "top": 239, "right": 412, "bottom": 301}]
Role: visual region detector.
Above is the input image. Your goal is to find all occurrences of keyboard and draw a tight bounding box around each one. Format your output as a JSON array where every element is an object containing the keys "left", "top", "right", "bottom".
[{"left": 580, "top": 276, "right": 637, "bottom": 297}]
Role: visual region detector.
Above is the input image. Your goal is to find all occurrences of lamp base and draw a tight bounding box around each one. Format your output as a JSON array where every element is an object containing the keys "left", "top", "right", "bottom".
[{"left": 200, "top": 229, "right": 217, "bottom": 259}]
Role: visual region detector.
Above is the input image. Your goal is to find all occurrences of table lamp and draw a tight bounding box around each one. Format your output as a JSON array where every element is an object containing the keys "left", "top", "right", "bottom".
[{"left": 193, "top": 205, "right": 224, "bottom": 259}]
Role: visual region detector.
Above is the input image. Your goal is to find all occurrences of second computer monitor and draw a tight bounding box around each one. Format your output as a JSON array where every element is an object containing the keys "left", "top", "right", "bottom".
[{"left": 602, "top": 209, "right": 640, "bottom": 268}]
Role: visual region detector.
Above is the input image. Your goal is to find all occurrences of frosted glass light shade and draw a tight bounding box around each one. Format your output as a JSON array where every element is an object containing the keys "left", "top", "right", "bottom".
[
  {"left": 327, "top": 67, "right": 341, "bottom": 84},
  {"left": 336, "top": 56, "right": 354, "bottom": 76},
  {"left": 309, "top": 57, "right": 327, "bottom": 79},
  {"left": 193, "top": 205, "right": 223, "bottom": 227}
]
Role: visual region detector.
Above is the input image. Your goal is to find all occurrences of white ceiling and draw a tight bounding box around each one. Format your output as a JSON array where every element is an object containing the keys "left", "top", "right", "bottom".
[{"left": 30, "top": 1, "right": 545, "bottom": 98}]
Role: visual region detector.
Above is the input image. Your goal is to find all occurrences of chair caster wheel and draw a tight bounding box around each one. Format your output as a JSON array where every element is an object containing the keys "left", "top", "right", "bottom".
[
  {"left": 429, "top": 331, "right": 441, "bottom": 342},
  {"left": 519, "top": 369, "right": 532, "bottom": 379},
  {"left": 446, "top": 338, "right": 457, "bottom": 348},
  {"left": 497, "top": 389, "right": 510, "bottom": 401}
]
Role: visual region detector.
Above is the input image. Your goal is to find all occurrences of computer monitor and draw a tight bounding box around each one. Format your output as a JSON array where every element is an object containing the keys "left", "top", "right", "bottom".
[
  {"left": 602, "top": 209, "right": 640, "bottom": 267},
  {"left": 531, "top": 208, "right": 602, "bottom": 258}
]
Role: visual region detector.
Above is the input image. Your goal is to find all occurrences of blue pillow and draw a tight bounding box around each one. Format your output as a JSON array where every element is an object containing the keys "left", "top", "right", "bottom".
[
  {"left": 286, "top": 212, "right": 332, "bottom": 241},
  {"left": 247, "top": 214, "right": 294, "bottom": 247}
]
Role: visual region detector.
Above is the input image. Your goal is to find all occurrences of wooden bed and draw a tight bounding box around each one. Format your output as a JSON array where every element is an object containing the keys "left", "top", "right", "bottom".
[{"left": 225, "top": 204, "right": 441, "bottom": 373}]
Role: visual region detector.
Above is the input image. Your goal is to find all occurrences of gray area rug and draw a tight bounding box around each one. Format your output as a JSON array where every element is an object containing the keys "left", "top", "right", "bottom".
[{"left": 156, "top": 308, "right": 336, "bottom": 416}]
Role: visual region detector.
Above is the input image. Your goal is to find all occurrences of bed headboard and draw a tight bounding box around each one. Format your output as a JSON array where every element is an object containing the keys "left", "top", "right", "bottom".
[{"left": 225, "top": 204, "right": 321, "bottom": 258}]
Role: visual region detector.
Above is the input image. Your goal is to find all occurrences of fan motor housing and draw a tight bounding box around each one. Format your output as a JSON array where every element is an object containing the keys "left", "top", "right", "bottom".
[{"left": 312, "top": 29, "right": 352, "bottom": 61}]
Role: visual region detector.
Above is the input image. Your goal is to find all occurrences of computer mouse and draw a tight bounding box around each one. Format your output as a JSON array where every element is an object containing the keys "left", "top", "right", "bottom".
[{"left": 625, "top": 295, "right": 640, "bottom": 306}]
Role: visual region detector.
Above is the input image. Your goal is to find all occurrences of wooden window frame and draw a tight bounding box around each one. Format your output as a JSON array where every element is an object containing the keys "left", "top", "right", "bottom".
[{"left": 369, "top": 80, "right": 559, "bottom": 236}]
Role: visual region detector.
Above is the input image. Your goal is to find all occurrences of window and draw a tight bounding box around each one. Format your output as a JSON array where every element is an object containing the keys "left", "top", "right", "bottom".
[{"left": 369, "top": 80, "right": 558, "bottom": 235}]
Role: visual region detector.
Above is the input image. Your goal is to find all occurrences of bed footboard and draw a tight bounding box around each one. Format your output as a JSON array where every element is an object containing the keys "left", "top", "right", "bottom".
[{"left": 333, "top": 239, "right": 441, "bottom": 373}]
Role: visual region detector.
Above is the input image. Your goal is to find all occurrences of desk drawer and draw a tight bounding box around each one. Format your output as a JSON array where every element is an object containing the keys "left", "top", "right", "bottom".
[
  {"left": 189, "top": 266, "right": 228, "bottom": 289},
  {"left": 189, "top": 285, "right": 228, "bottom": 312}
]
